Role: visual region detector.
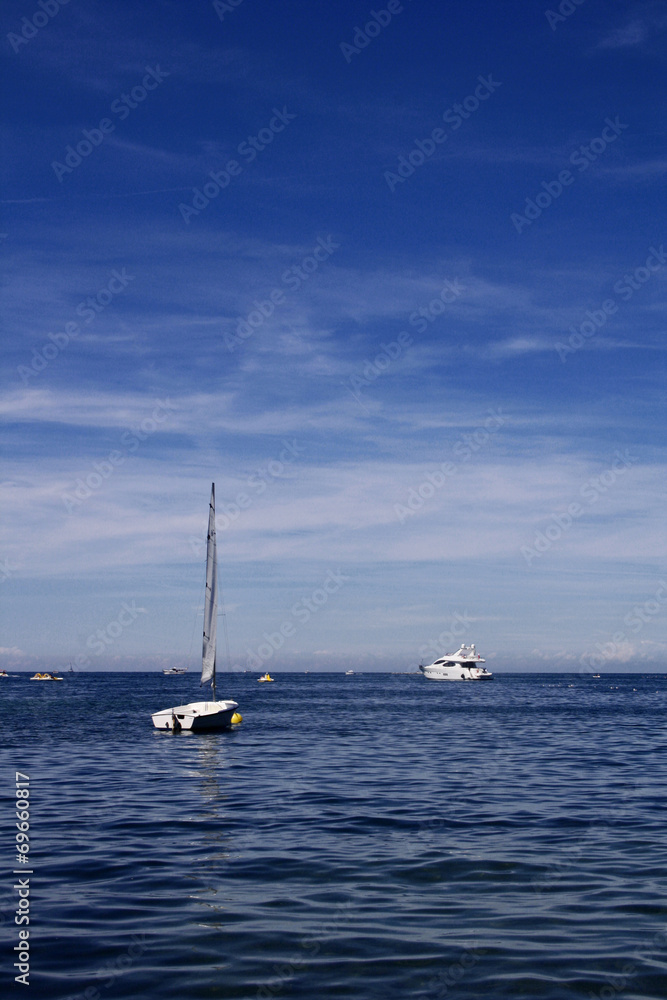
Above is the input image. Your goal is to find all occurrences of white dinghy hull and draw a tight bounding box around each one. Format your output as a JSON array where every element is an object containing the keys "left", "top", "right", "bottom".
[{"left": 152, "top": 699, "right": 238, "bottom": 732}]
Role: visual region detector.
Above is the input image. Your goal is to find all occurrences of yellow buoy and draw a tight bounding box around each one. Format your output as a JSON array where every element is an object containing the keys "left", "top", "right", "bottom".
[{"left": 231, "top": 712, "right": 242, "bottom": 724}]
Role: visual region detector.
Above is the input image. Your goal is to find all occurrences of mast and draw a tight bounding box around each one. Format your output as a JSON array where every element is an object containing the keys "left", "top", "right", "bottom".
[{"left": 201, "top": 483, "right": 218, "bottom": 699}]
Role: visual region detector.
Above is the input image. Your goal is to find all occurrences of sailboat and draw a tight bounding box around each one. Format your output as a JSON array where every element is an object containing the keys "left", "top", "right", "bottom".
[{"left": 151, "top": 484, "right": 239, "bottom": 732}]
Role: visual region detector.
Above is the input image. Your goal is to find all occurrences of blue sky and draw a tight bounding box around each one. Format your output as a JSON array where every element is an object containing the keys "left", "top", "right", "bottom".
[{"left": 2, "top": 0, "right": 666, "bottom": 673}]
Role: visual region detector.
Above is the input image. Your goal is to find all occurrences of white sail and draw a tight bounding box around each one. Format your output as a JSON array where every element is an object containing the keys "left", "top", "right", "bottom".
[
  {"left": 201, "top": 483, "right": 217, "bottom": 687},
  {"left": 151, "top": 482, "right": 239, "bottom": 731}
]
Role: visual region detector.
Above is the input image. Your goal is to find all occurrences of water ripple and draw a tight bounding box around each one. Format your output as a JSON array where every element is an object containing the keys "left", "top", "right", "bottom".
[{"left": 5, "top": 672, "right": 667, "bottom": 999}]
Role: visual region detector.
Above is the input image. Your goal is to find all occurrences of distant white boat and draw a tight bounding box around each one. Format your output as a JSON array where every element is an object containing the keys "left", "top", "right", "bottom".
[
  {"left": 345, "top": 670, "right": 354, "bottom": 675},
  {"left": 162, "top": 667, "right": 188, "bottom": 675},
  {"left": 419, "top": 644, "right": 493, "bottom": 682},
  {"left": 257, "top": 673, "right": 274, "bottom": 683},
  {"left": 151, "top": 485, "right": 239, "bottom": 732}
]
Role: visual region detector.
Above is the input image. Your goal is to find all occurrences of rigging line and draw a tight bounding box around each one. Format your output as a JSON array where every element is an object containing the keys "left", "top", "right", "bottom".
[
  {"left": 188, "top": 531, "right": 210, "bottom": 666},
  {"left": 218, "top": 583, "right": 233, "bottom": 673},
  {"left": 187, "top": 598, "right": 203, "bottom": 666}
]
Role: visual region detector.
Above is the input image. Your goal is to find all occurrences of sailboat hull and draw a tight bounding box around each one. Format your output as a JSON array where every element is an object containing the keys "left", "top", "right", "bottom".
[
  {"left": 151, "top": 485, "right": 240, "bottom": 732},
  {"left": 151, "top": 700, "right": 238, "bottom": 732}
]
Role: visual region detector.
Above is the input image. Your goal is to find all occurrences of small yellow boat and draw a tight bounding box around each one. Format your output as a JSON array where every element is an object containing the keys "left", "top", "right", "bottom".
[
  {"left": 30, "top": 672, "right": 63, "bottom": 681},
  {"left": 257, "top": 673, "right": 274, "bottom": 682}
]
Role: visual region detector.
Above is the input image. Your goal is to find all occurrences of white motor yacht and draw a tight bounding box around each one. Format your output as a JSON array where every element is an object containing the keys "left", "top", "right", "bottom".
[{"left": 419, "top": 644, "right": 493, "bottom": 681}]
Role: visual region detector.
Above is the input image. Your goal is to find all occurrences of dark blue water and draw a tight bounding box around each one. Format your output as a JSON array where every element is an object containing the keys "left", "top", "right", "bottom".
[{"left": 4, "top": 672, "right": 667, "bottom": 999}]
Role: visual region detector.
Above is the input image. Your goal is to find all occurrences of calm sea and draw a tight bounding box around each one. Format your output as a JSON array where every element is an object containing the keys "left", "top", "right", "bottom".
[{"left": 5, "top": 671, "right": 667, "bottom": 999}]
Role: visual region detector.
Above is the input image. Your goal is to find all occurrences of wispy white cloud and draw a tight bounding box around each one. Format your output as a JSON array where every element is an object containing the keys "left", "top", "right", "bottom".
[
  {"left": 485, "top": 336, "right": 554, "bottom": 358},
  {"left": 598, "top": 20, "right": 650, "bottom": 49},
  {"left": 4, "top": 0, "right": 666, "bottom": 671},
  {"left": 2, "top": 436, "right": 664, "bottom": 580},
  {"left": 595, "top": 4, "right": 667, "bottom": 50},
  {"left": 600, "top": 158, "right": 667, "bottom": 180}
]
